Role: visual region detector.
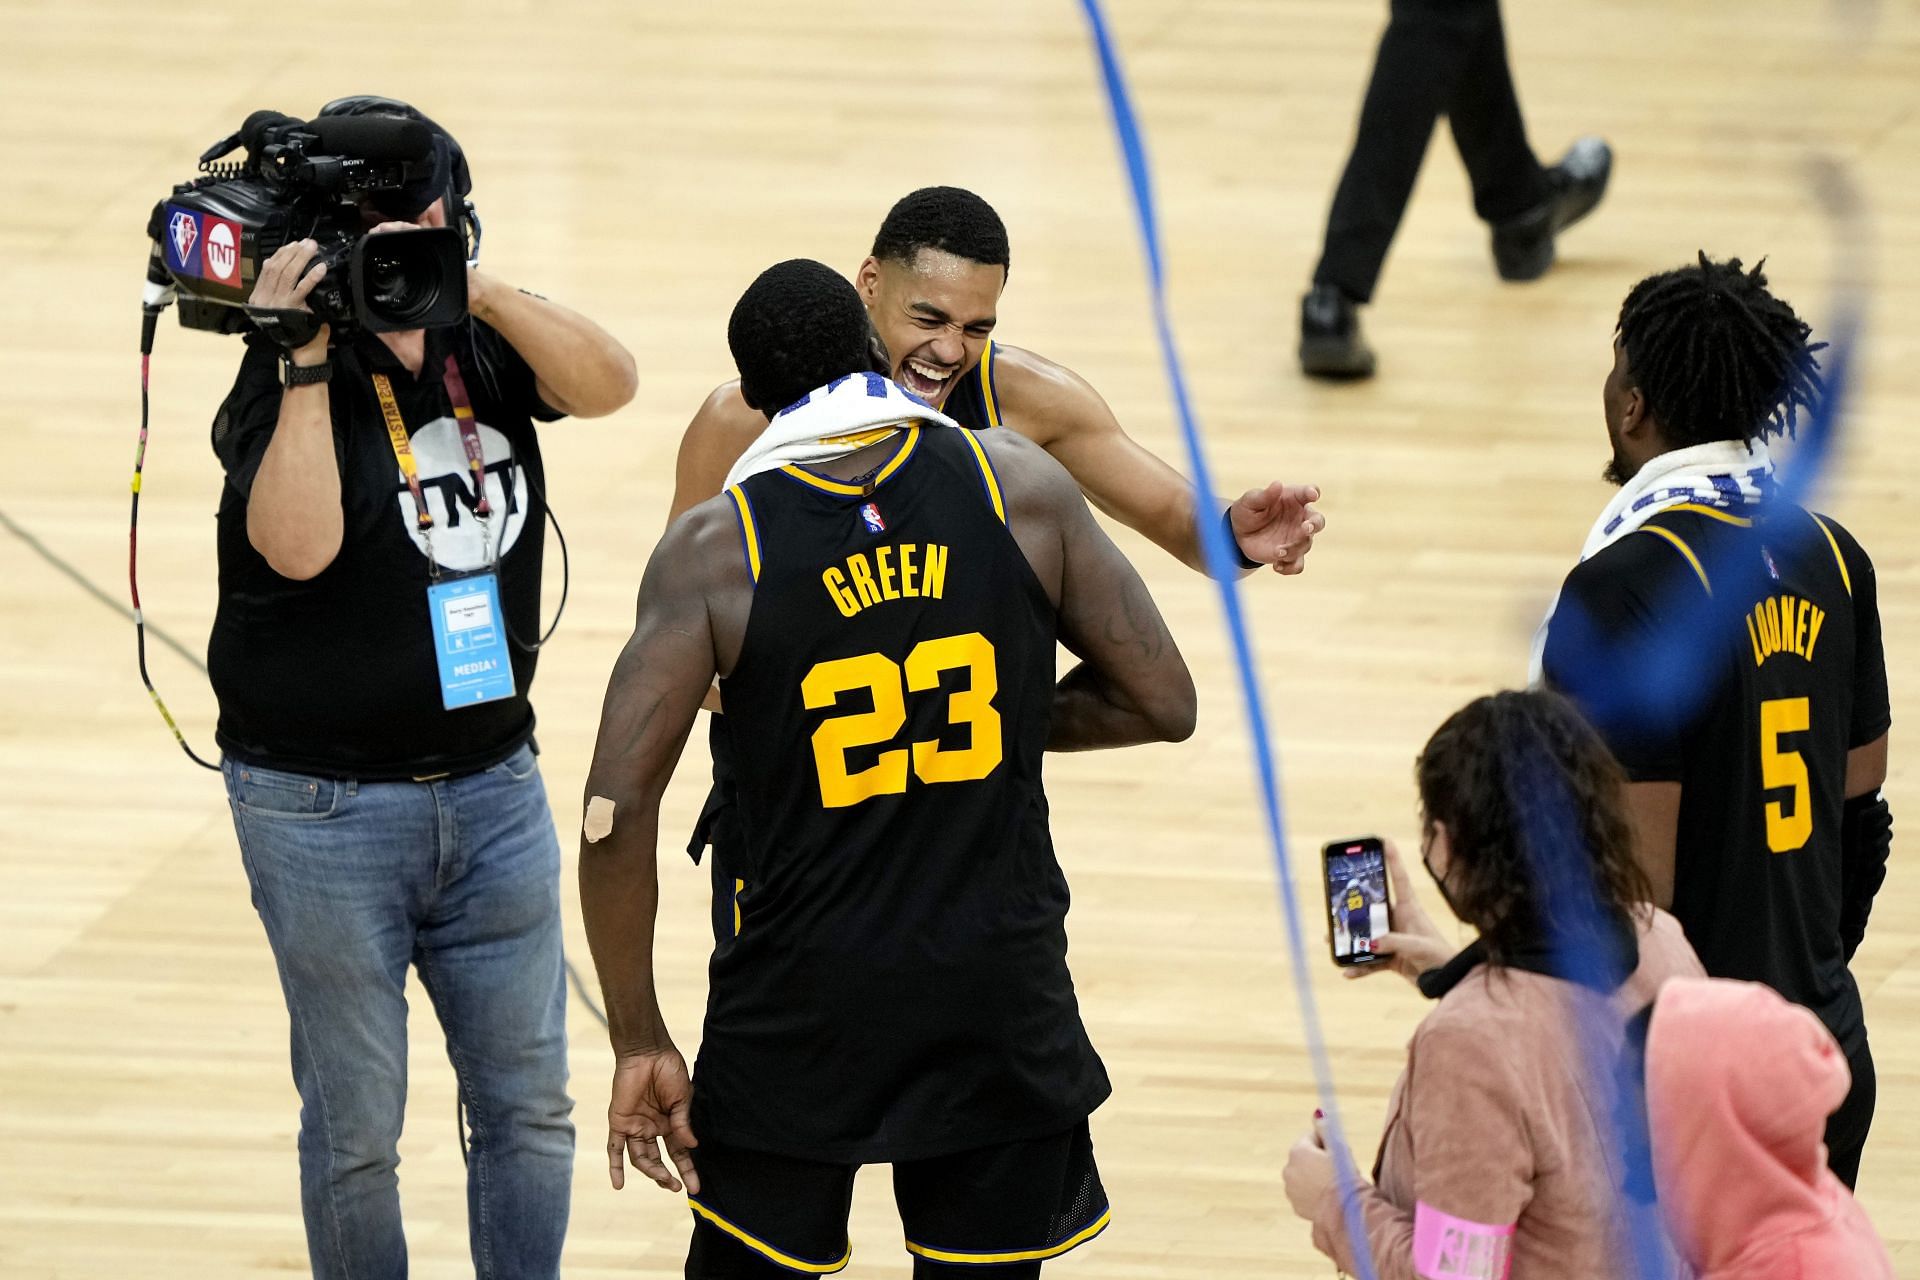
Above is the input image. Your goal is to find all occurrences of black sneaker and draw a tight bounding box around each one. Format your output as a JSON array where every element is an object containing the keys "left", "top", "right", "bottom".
[
  {"left": 1491, "top": 136, "right": 1613, "bottom": 282},
  {"left": 1299, "top": 284, "right": 1376, "bottom": 380}
]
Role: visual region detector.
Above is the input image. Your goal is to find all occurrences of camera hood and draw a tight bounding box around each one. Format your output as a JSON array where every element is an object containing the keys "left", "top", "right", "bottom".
[{"left": 348, "top": 227, "right": 469, "bottom": 332}]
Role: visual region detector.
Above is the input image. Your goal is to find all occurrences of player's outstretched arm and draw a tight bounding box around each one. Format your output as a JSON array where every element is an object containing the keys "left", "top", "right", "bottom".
[
  {"left": 986, "top": 429, "right": 1196, "bottom": 749},
  {"left": 578, "top": 510, "right": 735, "bottom": 1195},
  {"left": 997, "top": 346, "right": 1324, "bottom": 576}
]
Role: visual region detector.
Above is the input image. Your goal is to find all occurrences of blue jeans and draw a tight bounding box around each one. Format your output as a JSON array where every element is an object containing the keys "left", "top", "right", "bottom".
[{"left": 225, "top": 743, "right": 574, "bottom": 1279}]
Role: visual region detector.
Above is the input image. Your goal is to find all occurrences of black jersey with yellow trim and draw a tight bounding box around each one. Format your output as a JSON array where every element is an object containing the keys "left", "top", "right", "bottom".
[
  {"left": 692, "top": 424, "right": 1109, "bottom": 1165},
  {"left": 1543, "top": 502, "right": 1889, "bottom": 1050},
  {"left": 940, "top": 338, "right": 1005, "bottom": 432},
  {"left": 684, "top": 348, "right": 1004, "bottom": 922}
]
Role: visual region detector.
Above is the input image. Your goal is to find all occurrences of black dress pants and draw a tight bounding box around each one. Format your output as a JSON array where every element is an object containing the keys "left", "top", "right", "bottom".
[{"left": 1313, "top": 0, "right": 1550, "bottom": 303}]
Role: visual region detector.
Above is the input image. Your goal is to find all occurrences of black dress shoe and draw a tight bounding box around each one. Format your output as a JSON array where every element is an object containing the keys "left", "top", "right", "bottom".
[
  {"left": 1491, "top": 136, "right": 1613, "bottom": 282},
  {"left": 1299, "top": 284, "right": 1376, "bottom": 380}
]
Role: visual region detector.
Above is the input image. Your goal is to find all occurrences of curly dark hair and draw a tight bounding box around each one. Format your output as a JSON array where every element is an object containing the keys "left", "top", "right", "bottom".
[
  {"left": 1616, "top": 252, "right": 1824, "bottom": 449},
  {"left": 728, "top": 259, "right": 886, "bottom": 415},
  {"left": 1416, "top": 689, "right": 1651, "bottom": 967},
  {"left": 871, "top": 186, "right": 1010, "bottom": 277}
]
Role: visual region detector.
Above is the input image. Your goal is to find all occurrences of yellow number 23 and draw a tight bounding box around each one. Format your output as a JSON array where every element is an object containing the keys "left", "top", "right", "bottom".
[{"left": 800, "top": 632, "right": 1002, "bottom": 809}]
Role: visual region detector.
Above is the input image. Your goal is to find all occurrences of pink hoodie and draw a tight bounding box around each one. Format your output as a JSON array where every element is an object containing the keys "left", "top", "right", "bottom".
[{"left": 1646, "top": 978, "right": 1892, "bottom": 1280}]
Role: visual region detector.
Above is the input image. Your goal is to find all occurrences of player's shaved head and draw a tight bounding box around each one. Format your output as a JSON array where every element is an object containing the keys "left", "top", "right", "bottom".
[{"left": 729, "top": 259, "right": 888, "bottom": 416}]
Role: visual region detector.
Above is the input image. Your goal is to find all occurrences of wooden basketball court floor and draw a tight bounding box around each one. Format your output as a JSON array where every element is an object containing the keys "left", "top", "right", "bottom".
[{"left": 2, "top": 1, "right": 1916, "bottom": 1275}]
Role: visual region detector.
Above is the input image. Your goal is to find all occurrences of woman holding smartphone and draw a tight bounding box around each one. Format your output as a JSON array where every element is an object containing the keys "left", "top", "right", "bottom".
[{"left": 1285, "top": 689, "right": 1703, "bottom": 1280}]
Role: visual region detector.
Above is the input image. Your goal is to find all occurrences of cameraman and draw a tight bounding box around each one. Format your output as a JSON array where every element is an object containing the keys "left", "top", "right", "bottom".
[{"left": 209, "top": 97, "right": 635, "bottom": 1279}]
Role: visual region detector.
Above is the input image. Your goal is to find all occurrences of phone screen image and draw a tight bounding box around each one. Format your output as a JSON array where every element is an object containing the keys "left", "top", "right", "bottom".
[{"left": 1324, "top": 837, "right": 1390, "bottom": 966}]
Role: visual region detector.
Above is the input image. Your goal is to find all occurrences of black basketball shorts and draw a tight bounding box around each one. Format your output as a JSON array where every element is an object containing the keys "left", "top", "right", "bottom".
[{"left": 684, "top": 1120, "right": 1108, "bottom": 1275}]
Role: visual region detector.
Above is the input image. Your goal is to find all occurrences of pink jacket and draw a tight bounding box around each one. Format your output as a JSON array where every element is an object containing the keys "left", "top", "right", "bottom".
[
  {"left": 1647, "top": 977, "right": 1893, "bottom": 1280},
  {"left": 1311, "top": 909, "right": 1702, "bottom": 1280}
]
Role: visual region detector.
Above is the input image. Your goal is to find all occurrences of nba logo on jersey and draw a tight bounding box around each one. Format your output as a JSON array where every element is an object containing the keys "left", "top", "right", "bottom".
[
  {"left": 1761, "top": 544, "right": 1780, "bottom": 581},
  {"left": 859, "top": 502, "right": 886, "bottom": 534}
]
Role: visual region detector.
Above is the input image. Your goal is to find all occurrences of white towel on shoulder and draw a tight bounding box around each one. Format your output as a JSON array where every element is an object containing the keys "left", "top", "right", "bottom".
[
  {"left": 1528, "top": 439, "right": 1775, "bottom": 683},
  {"left": 724, "top": 373, "right": 962, "bottom": 490}
]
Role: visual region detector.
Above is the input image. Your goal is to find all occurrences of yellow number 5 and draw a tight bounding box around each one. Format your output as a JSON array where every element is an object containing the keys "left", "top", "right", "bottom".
[
  {"left": 1760, "top": 697, "right": 1812, "bottom": 853},
  {"left": 802, "top": 633, "right": 1002, "bottom": 809}
]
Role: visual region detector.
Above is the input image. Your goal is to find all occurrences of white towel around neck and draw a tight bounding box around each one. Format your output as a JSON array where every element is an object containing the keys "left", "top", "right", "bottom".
[
  {"left": 1527, "top": 439, "right": 1775, "bottom": 683},
  {"left": 724, "top": 373, "right": 962, "bottom": 491}
]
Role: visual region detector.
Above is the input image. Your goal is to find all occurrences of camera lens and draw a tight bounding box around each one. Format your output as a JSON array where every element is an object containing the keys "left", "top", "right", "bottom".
[
  {"left": 350, "top": 227, "right": 467, "bottom": 332},
  {"left": 366, "top": 248, "right": 441, "bottom": 323}
]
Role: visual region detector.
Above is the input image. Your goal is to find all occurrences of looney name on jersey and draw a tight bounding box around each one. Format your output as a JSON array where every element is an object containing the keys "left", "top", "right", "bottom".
[
  {"left": 1746, "top": 592, "right": 1826, "bottom": 668},
  {"left": 823, "top": 542, "right": 950, "bottom": 619}
]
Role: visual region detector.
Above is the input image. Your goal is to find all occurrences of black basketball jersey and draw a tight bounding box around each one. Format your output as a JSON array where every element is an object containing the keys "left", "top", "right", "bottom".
[
  {"left": 940, "top": 338, "right": 1007, "bottom": 432},
  {"left": 1545, "top": 502, "right": 1890, "bottom": 1051},
  {"left": 690, "top": 423, "right": 1110, "bottom": 1164},
  {"left": 685, "top": 341, "right": 1008, "bottom": 933}
]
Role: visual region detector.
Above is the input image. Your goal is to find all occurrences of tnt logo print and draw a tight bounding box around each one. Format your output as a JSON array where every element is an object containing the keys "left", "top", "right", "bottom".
[
  {"left": 391, "top": 416, "right": 530, "bottom": 572},
  {"left": 203, "top": 217, "right": 241, "bottom": 287}
]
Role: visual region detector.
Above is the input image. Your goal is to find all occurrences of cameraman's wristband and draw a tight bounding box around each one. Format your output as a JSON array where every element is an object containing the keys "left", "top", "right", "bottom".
[
  {"left": 281, "top": 356, "right": 332, "bottom": 387},
  {"left": 247, "top": 304, "right": 327, "bottom": 353},
  {"left": 1222, "top": 508, "right": 1261, "bottom": 571}
]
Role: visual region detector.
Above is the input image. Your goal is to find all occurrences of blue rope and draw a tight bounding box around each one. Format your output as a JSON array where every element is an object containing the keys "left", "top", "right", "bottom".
[{"left": 1072, "top": 5, "right": 1378, "bottom": 1276}]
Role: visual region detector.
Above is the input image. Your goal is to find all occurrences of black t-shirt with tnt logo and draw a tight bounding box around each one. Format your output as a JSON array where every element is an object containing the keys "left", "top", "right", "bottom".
[
  {"left": 1544, "top": 502, "right": 1890, "bottom": 1052},
  {"left": 208, "top": 323, "right": 562, "bottom": 779}
]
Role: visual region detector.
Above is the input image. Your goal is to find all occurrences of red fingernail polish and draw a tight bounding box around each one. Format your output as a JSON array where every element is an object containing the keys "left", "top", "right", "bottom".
[{"left": 1314, "top": 1108, "right": 1324, "bottom": 1120}]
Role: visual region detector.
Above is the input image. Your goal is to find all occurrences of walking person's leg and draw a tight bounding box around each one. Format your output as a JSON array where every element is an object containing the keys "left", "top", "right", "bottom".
[
  {"left": 1303, "top": 0, "right": 1483, "bottom": 378},
  {"left": 418, "top": 744, "right": 575, "bottom": 1279},
  {"left": 1446, "top": 0, "right": 1612, "bottom": 281},
  {"left": 227, "top": 762, "right": 434, "bottom": 1280},
  {"left": 1443, "top": 0, "right": 1547, "bottom": 229}
]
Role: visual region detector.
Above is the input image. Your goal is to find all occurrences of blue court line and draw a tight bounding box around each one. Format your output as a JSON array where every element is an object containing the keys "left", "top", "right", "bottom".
[
  {"left": 1073, "top": 6, "right": 1866, "bottom": 1278},
  {"left": 1072, "top": 5, "right": 1378, "bottom": 1276}
]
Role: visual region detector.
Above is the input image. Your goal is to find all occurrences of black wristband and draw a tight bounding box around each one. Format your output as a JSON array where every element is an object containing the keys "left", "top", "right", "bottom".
[
  {"left": 1839, "top": 790, "right": 1892, "bottom": 960},
  {"left": 282, "top": 357, "right": 332, "bottom": 387},
  {"left": 248, "top": 304, "right": 326, "bottom": 352},
  {"left": 1222, "top": 508, "right": 1261, "bottom": 571}
]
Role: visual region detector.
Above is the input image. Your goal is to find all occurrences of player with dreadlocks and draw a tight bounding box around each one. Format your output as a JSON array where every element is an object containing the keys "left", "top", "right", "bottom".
[{"left": 1539, "top": 253, "right": 1891, "bottom": 1188}]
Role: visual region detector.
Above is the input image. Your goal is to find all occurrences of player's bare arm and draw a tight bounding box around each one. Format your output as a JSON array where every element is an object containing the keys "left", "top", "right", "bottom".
[
  {"left": 1622, "top": 781, "right": 1682, "bottom": 909},
  {"left": 667, "top": 354, "right": 1327, "bottom": 577},
  {"left": 981, "top": 428, "right": 1196, "bottom": 750},
  {"left": 989, "top": 344, "right": 1324, "bottom": 577},
  {"left": 668, "top": 381, "right": 766, "bottom": 524},
  {"left": 579, "top": 502, "right": 748, "bottom": 1197}
]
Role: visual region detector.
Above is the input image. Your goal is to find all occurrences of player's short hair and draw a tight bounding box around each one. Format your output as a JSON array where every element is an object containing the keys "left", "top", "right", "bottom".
[
  {"left": 729, "top": 259, "right": 886, "bottom": 414},
  {"left": 1616, "top": 252, "right": 1824, "bottom": 449},
  {"left": 870, "top": 187, "right": 1010, "bottom": 277},
  {"left": 1415, "top": 689, "right": 1652, "bottom": 969}
]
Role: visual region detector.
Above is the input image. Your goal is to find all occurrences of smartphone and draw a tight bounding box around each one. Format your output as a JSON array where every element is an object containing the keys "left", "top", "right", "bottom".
[{"left": 1324, "top": 836, "right": 1391, "bottom": 967}]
